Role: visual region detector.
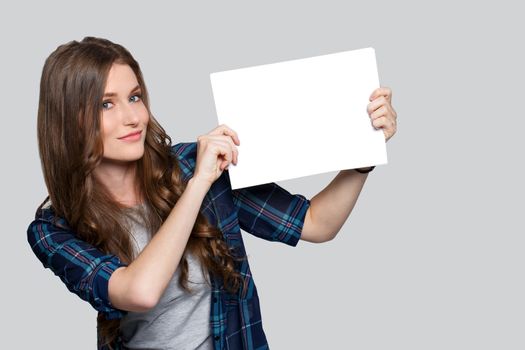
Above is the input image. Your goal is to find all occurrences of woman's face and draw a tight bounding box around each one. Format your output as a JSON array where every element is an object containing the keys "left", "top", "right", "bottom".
[{"left": 99, "top": 63, "right": 149, "bottom": 164}]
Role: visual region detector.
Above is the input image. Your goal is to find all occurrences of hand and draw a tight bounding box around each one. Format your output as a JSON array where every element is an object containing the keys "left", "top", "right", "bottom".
[
  {"left": 367, "top": 86, "right": 397, "bottom": 142},
  {"left": 193, "top": 124, "right": 240, "bottom": 187}
]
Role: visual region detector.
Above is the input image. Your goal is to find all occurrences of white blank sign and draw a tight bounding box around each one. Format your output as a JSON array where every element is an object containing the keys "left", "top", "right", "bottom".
[{"left": 210, "top": 47, "right": 388, "bottom": 190}]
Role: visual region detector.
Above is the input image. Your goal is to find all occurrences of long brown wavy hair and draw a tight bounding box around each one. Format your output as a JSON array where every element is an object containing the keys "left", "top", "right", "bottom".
[{"left": 37, "top": 36, "right": 245, "bottom": 349}]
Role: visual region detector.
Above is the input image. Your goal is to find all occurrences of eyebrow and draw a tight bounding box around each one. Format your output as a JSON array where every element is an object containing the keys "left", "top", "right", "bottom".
[{"left": 103, "top": 84, "right": 141, "bottom": 98}]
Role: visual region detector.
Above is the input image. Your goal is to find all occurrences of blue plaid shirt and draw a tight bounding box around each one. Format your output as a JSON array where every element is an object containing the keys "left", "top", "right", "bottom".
[{"left": 27, "top": 141, "right": 311, "bottom": 350}]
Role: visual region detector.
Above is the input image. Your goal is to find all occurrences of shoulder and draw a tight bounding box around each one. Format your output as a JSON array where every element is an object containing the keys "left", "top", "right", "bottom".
[
  {"left": 171, "top": 141, "right": 198, "bottom": 179},
  {"left": 29, "top": 198, "right": 71, "bottom": 231},
  {"left": 171, "top": 141, "right": 197, "bottom": 161},
  {"left": 26, "top": 200, "right": 75, "bottom": 265}
]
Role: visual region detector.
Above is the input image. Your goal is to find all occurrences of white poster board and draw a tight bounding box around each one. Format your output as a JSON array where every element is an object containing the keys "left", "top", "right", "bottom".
[{"left": 210, "top": 47, "right": 387, "bottom": 189}]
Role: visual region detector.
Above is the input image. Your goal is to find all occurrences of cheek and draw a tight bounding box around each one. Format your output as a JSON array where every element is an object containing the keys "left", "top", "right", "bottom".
[
  {"left": 100, "top": 126, "right": 112, "bottom": 148},
  {"left": 101, "top": 116, "right": 116, "bottom": 136},
  {"left": 141, "top": 106, "right": 150, "bottom": 124}
]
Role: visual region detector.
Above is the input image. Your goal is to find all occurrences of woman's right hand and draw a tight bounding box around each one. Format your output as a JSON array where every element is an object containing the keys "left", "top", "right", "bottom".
[{"left": 193, "top": 124, "right": 240, "bottom": 187}]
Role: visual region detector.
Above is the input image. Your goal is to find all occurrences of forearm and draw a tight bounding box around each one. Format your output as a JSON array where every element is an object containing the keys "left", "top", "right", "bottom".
[
  {"left": 111, "top": 177, "right": 210, "bottom": 311},
  {"left": 309, "top": 169, "right": 369, "bottom": 241}
]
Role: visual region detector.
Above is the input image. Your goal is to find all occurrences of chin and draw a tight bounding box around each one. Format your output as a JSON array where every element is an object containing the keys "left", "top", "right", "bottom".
[
  {"left": 123, "top": 150, "right": 146, "bottom": 161},
  {"left": 104, "top": 149, "right": 146, "bottom": 163},
  {"left": 102, "top": 140, "right": 147, "bottom": 161}
]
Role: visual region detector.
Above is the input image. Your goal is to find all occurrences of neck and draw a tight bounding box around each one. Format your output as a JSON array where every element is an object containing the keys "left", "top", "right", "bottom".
[{"left": 93, "top": 159, "right": 142, "bottom": 207}]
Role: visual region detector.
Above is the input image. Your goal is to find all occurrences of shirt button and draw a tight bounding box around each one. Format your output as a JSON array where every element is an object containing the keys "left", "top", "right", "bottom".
[
  {"left": 214, "top": 335, "right": 220, "bottom": 341},
  {"left": 213, "top": 297, "right": 218, "bottom": 303}
]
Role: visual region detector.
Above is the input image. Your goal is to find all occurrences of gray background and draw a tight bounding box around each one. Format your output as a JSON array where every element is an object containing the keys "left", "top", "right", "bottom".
[{"left": 2, "top": 1, "right": 523, "bottom": 349}]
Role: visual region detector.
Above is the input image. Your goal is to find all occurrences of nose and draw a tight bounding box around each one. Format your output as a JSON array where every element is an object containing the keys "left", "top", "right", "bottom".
[{"left": 121, "top": 102, "right": 140, "bottom": 126}]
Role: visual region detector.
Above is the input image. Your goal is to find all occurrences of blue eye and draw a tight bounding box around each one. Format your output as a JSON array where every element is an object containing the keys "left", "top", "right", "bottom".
[
  {"left": 102, "top": 94, "right": 141, "bottom": 110},
  {"left": 130, "top": 94, "right": 142, "bottom": 102},
  {"left": 102, "top": 101, "right": 113, "bottom": 110}
]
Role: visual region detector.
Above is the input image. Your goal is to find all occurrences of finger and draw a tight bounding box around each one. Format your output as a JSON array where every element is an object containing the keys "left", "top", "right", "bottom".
[
  {"left": 209, "top": 124, "right": 240, "bottom": 146},
  {"left": 369, "top": 86, "right": 392, "bottom": 101},
  {"left": 213, "top": 142, "right": 233, "bottom": 171},
  {"left": 220, "top": 135, "right": 238, "bottom": 165},
  {"left": 221, "top": 124, "right": 241, "bottom": 146},
  {"left": 208, "top": 139, "right": 232, "bottom": 171},
  {"left": 367, "top": 96, "right": 388, "bottom": 116},
  {"left": 369, "top": 86, "right": 392, "bottom": 102},
  {"left": 207, "top": 135, "right": 238, "bottom": 165},
  {"left": 370, "top": 105, "right": 389, "bottom": 121},
  {"left": 224, "top": 137, "right": 238, "bottom": 166},
  {"left": 215, "top": 139, "right": 237, "bottom": 170},
  {"left": 371, "top": 117, "right": 388, "bottom": 140},
  {"left": 196, "top": 136, "right": 234, "bottom": 171},
  {"left": 371, "top": 115, "right": 392, "bottom": 136}
]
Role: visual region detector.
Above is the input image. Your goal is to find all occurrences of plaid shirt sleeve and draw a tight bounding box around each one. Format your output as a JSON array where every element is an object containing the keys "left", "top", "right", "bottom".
[
  {"left": 27, "top": 213, "right": 129, "bottom": 320},
  {"left": 231, "top": 182, "right": 311, "bottom": 247}
]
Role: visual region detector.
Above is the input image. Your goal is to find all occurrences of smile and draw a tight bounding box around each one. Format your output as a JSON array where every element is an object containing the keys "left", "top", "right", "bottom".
[{"left": 118, "top": 130, "right": 142, "bottom": 141}]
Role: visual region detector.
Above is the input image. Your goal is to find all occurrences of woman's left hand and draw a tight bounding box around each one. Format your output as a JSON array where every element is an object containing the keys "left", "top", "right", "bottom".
[{"left": 367, "top": 86, "right": 397, "bottom": 142}]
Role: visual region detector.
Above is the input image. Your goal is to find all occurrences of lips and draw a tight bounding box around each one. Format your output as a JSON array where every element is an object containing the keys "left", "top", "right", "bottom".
[{"left": 119, "top": 130, "right": 142, "bottom": 139}]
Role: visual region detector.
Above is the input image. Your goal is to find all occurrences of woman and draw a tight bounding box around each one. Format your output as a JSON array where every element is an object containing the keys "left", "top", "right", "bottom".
[{"left": 27, "top": 37, "right": 397, "bottom": 350}]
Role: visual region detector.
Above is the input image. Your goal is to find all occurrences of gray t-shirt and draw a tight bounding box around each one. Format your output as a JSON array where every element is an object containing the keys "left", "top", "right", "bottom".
[{"left": 119, "top": 203, "right": 214, "bottom": 350}]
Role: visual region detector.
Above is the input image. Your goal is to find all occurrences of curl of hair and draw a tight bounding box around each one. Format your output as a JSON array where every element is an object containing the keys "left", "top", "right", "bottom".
[{"left": 37, "top": 36, "right": 246, "bottom": 349}]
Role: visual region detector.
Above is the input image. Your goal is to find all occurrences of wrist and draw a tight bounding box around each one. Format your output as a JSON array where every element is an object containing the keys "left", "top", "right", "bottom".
[{"left": 187, "top": 176, "right": 212, "bottom": 195}]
